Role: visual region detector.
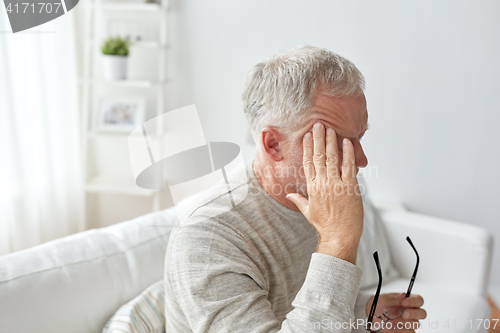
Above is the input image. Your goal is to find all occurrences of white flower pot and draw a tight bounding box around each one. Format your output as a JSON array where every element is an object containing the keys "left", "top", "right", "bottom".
[{"left": 102, "top": 55, "right": 128, "bottom": 80}]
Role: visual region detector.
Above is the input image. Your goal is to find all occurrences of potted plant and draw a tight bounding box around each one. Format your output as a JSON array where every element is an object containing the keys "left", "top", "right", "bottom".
[{"left": 101, "top": 36, "right": 130, "bottom": 80}]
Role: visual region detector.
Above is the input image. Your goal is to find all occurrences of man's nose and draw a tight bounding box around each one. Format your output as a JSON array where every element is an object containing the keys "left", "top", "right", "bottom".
[{"left": 352, "top": 139, "right": 368, "bottom": 168}]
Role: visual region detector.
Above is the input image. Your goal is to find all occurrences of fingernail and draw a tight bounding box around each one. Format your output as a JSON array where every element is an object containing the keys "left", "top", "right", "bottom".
[
  {"left": 314, "top": 122, "right": 322, "bottom": 130},
  {"left": 304, "top": 132, "right": 312, "bottom": 140},
  {"left": 343, "top": 138, "right": 349, "bottom": 146},
  {"left": 326, "top": 128, "right": 333, "bottom": 136}
]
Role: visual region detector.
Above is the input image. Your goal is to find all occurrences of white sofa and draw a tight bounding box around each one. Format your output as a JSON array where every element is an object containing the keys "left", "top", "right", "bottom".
[{"left": 0, "top": 205, "right": 493, "bottom": 333}]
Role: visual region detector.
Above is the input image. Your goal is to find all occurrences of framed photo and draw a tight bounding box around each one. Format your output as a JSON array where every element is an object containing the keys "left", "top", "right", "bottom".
[{"left": 94, "top": 96, "right": 146, "bottom": 133}]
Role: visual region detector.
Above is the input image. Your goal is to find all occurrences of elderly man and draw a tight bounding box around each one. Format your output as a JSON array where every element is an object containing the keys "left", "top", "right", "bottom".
[{"left": 164, "top": 45, "right": 426, "bottom": 332}]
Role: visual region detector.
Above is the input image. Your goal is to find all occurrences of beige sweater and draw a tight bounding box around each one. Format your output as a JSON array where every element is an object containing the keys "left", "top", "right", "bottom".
[{"left": 164, "top": 160, "right": 371, "bottom": 332}]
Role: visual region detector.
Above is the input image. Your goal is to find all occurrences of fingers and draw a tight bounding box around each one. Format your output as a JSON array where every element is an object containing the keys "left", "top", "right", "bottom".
[
  {"left": 286, "top": 193, "right": 309, "bottom": 215},
  {"left": 402, "top": 308, "right": 427, "bottom": 320},
  {"left": 312, "top": 123, "right": 326, "bottom": 178},
  {"left": 401, "top": 294, "right": 424, "bottom": 308},
  {"left": 325, "top": 127, "right": 340, "bottom": 180},
  {"left": 396, "top": 292, "right": 406, "bottom": 303},
  {"left": 341, "top": 138, "right": 356, "bottom": 183},
  {"left": 302, "top": 132, "right": 315, "bottom": 183}
]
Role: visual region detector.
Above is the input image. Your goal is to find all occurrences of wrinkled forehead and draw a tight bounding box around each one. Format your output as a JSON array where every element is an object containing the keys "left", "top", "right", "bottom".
[{"left": 300, "top": 93, "right": 368, "bottom": 139}]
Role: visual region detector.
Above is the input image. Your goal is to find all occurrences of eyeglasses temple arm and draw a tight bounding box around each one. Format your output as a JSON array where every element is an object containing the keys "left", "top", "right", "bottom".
[
  {"left": 367, "top": 251, "right": 383, "bottom": 329},
  {"left": 405, "top": 236, "right": 419, "bottom": 297}
]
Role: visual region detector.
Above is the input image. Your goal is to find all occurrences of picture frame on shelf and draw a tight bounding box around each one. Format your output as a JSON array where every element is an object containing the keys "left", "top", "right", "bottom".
[{"left": 94, "top": 95, "right": 146, "bottom": 133}]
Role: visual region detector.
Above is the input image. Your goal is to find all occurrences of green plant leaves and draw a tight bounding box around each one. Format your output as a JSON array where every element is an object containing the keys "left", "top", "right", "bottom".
[{"left": 101, "top": 37, "right": 130, "bottom": 56}]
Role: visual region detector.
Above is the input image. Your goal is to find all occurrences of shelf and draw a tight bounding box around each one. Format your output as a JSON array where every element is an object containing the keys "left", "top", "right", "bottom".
[
  {"left": 88, "top": 40, "right": 168, "bottom": 49},
  {"left": 80, "top": 79, "right": 166, "bottom": 87},
  {"left": 92, "top": 2, "right": 165, "bottom": 11},
  {"left": 130, "top": 41, "right": 168, "bottom": 49},
  {"left": 86, "top": 175, "right": 156, "bottom": 196},
  {"left": 87, "top": 132, "right": 130, "bottom": 139}
]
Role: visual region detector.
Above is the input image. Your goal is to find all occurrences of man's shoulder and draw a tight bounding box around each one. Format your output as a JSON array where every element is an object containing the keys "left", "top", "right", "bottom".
[
  {"left": 165, "top": 159, "right": 267, "bottom": 268},
  {"left": 167, "top": 207, "right": 254, "bottom": 260},
  {"left": 164, "top": 210, "right": 264, "bottom": 288},
  {"left": 170, "top": 212, "right": 243, "bottom": 244},
  {"left": 165, "top": 195, "right": 263, "bottom": 274},
  {"left": 173, "top": 160, "right": 254, "bottom": 224}
]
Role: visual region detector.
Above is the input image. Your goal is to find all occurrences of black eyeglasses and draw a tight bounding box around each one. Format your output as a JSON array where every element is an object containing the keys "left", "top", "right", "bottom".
[{"left": 366, "top": 237, "right": 419, "bottom": 332}]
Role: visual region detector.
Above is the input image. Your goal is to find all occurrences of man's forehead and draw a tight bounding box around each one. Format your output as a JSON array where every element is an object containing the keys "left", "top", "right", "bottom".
[{"left": 301, "top": 93, "right": 368, "bottom": 138}]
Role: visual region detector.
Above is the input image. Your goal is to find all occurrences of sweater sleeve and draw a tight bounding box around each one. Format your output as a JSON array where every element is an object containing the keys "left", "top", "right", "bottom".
[{"left": 165, "top": 220, "right": 363, "bottom": 333}]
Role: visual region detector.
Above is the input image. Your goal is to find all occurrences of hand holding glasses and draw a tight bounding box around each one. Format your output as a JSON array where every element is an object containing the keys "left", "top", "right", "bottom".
[{"left": 366, "top": 237, "right": 420, "bottom": 332}]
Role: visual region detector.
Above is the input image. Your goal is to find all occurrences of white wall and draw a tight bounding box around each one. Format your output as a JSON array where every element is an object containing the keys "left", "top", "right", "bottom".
[{"left": 164, "top": 0, "right": 500, "bottom": 283}]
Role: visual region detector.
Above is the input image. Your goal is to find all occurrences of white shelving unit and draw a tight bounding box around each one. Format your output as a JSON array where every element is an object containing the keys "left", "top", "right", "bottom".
[
  {"left": 80, "top": 0, "right": 169, "bottom": 230},
  {"left": 92, "top": 2, "right": 162, "bottom": 11}
]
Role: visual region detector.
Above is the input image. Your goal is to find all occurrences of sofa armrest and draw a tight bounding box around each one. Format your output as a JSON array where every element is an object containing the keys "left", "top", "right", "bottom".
[{"left": 379, "top": 209, "right": 493, "bottom": 298}]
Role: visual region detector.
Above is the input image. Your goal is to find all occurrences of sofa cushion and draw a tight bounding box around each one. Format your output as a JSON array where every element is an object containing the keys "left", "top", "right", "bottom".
[
  {"left": 102, "top": 280, "right": 165, "bottom": 333},
  {"left": 0, "top": 207, "right": 177, "bottom": 333}
]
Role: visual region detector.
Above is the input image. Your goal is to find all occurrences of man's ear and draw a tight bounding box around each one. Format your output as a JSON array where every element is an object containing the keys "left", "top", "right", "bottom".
[{"left": 260, "top": 127, "right": 284, "bottom": 162}]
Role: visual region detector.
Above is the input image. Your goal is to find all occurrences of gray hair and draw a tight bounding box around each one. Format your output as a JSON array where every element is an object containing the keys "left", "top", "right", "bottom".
[{"left": 242, "top": 45, "right": 365, "bottom": 142}]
